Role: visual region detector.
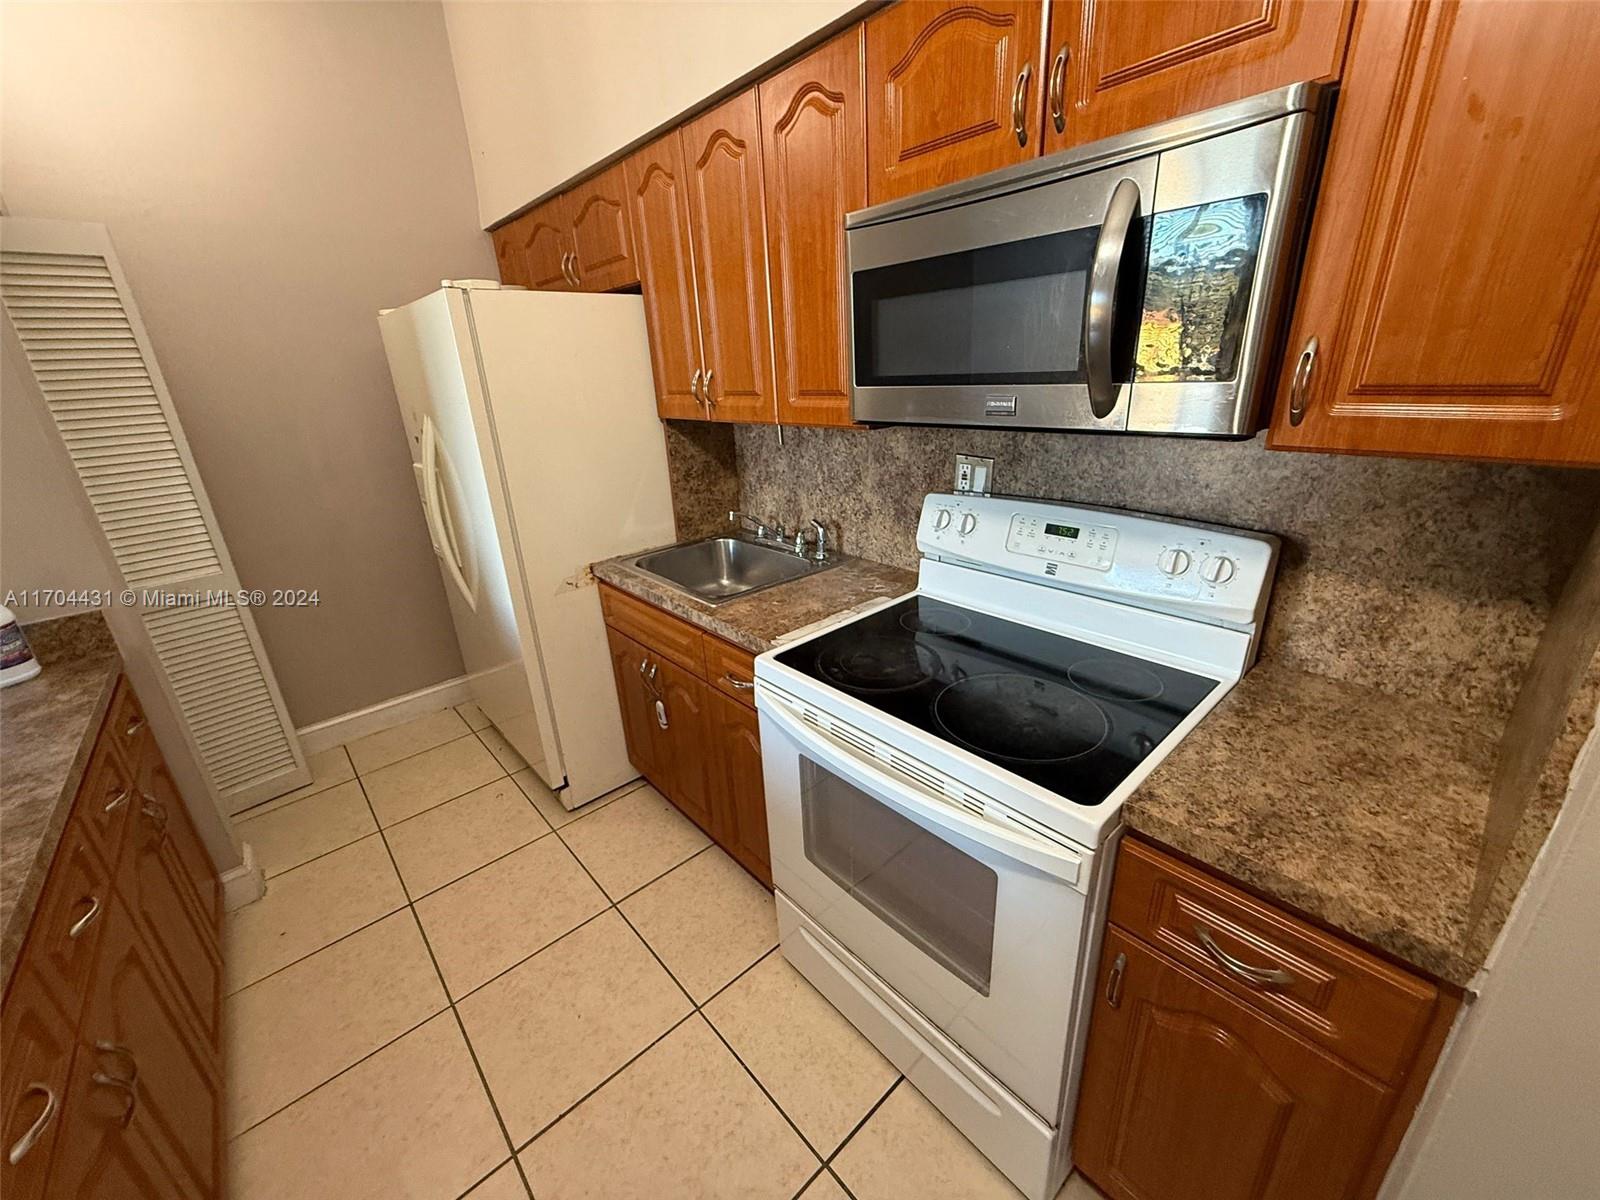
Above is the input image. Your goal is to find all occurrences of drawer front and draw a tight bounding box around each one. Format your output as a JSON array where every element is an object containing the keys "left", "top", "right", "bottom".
[
  {"left": 599, "top": 585, "right": 705, "bottom": 675},
  {"left": 705, "top": 636, "right": 757, "bottom": 707},
  {"left": 25, "top": 822, "right": 114, "bottom": 1027},
  {"left": 1111, "top": 838, "right": 1439, "bottom": 1083},
  {"left": 104, "top": 677, "right": 148, "bottom": 767}
]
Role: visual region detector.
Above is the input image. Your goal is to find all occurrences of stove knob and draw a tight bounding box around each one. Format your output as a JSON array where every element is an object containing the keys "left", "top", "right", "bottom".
[
  {"left": 1200, "top": 555, "right": 1237, "bottom": 585},
  {"left": 958, "top": 513, "right": 978, "bottom": 536},
  {"left": 933, "top": 508, "right": 952, "bottom": 531},
  {"left": 1158, "top": 547, "right": 1191, "bottom": 576}
]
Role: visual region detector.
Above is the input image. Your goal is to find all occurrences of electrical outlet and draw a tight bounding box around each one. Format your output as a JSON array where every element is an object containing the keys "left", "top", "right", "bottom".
[{"left": 955, "top": 454, "right": 995, "bottom": 494}]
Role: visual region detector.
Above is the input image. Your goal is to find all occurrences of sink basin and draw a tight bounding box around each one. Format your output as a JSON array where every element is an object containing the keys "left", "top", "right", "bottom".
[{"left": 631, "top": 537, "right": 836, "bottom": 604}]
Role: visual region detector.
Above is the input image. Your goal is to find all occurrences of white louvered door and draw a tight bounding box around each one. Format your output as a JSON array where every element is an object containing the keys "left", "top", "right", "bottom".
[{"left": 1, "top": 217, "right": 309, "bottom": 812}]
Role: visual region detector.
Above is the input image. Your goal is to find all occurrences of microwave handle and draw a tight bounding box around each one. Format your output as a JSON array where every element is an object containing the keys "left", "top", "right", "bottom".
[{"left": 1084, "top": 177, "right": 1141, "bottom": 419}]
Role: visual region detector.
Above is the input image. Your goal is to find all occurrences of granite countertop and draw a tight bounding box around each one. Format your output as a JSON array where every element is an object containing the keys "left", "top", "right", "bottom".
[
  {"left": 1, "top": 611, "right": 122, "bottom": 987},
  {"left": 593, "top": 549, "right": 917, "bottom": 653},
  {"left": 1122, "top": 660, "right": 1509, "bottom": 987}
]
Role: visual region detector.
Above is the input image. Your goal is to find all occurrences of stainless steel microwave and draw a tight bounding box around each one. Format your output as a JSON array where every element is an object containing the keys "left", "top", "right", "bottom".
[{"left": 846, "top": 83, "right": 1332, "bottom": 436}]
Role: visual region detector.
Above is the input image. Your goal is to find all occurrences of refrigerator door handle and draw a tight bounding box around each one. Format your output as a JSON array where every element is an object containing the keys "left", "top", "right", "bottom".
[{"left": 420, "top": 415, "right": 479, "bottom": 612}]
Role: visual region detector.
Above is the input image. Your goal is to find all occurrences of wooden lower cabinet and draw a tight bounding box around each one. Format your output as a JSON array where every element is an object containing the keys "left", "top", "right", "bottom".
[
  {"left": 0, "top": 676, "right": 222, "bottom": 1200},
  {"left": 601, "top": 585, "right": 773, "bottom": 887},
  {"left": 1073, "top": 839, "right": 1456, "bottom": 1200}
]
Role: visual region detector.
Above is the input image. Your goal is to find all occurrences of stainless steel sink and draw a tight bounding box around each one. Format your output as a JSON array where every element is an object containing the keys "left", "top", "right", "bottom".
[{"left": 631, "top": 537, "right": 836, "bottom": 604}]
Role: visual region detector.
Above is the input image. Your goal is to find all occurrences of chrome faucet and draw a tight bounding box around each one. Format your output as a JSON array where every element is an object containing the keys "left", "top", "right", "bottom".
[{"left": 729, "top": 510, "right": 785, "bottom": 544}]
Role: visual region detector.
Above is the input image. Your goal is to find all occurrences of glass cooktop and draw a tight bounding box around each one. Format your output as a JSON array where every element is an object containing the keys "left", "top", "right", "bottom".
[{"left": 774, "top": 596, "right": 1219, "bottom": 807}]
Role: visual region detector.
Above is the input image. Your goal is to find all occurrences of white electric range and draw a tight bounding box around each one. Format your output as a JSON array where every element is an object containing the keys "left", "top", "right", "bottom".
[{"left": 754, "top": 492, "right": 1278, "bottom": 1200}]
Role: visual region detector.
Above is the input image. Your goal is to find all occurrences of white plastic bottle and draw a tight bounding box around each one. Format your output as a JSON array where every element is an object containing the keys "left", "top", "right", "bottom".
[{"left": 0, "top": 604, "right": 42, "bottom": 687}]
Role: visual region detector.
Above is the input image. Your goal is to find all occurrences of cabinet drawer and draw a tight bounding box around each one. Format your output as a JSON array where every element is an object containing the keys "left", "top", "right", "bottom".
[
  {"left": 599, "top": 585, "right": 705, "bottom": 674},
  {"left": 24, "top": 821, "right": 114, "bottom": 1027},
  {"left": 75, "top": 740, "right": 137, "bottom": 879},
  {"left": 705, "top": 637, "right": 757, "bottom": 707},
  {"left": 103, "top": 678, "right": 148, "bottom": 767},
  {"left": 1111, "top": 838, "right": 1440, "bottom": 1083}
]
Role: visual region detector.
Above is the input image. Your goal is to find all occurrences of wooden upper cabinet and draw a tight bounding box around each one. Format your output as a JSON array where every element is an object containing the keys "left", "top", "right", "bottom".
[
  {"left": 760, "top": 29, "right": 866, "bottom": 428},
  {"left": 491, "top": 223, "right": 526, "bottom": 288},
  {"left": 625, "top": 136, "right": 706, "bottom": 419},
  {"left": 518, "top": 198, "right": 576, "bottom": 292},
  {"left": 1074, "top": 928, "right": 1394, "bottom": 1200},
  {"left": 682, "top": 90, "right": 776, "bottom": 423},
  {"left": 1042, "top": 0, "right": 1352, "bottom": 154},
  {"left": 565, "top": 161, "right": 639, "bottom": 292},
  {"left": 1267, "top": 0, "right": 1600, "bottom": 465},
  {"left": 866, "top": 1, "right": 1046, "bottom": 205}
]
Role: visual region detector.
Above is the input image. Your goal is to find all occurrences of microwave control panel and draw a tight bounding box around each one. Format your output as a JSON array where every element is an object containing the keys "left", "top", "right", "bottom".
[{"left": 1003, "top": 513, "right": 1117, "bottom": 571}]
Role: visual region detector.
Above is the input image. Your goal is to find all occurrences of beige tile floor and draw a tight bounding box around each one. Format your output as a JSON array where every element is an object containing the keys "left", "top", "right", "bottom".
[{"left": 226, "top": 706, "right": 1107, "bottom": 1200}]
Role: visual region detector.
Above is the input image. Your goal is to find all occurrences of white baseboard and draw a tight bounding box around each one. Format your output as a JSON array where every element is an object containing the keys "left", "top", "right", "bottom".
[
  {"left": 221, "top": 842, "right": 266, "bottom": 911},
  {"left": 296, "top": 675, "right": 474, "bottom": 755}
]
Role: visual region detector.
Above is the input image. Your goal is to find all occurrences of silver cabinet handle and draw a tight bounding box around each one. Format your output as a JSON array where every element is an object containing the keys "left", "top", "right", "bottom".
[
  {"left": 94, "top": 1041, "right": 139, "bottom": 1085},
  {"left": 124, "top": 717, "right": 146, "bottom": 737},
  {"left": 1105, "top": 951, "right": 1127, "bottom": 1008},
  {"left": 1194, "top": 925, "right": 1295, "bottom": 988},
  {"left": 6, "top": 1084, "right": 57, "bottom": 1165},
  {"left": 566, "top": 249, "right": 581, "bottom": 287},
  {"left": 1011, "top": 63, "right": 1032, "bottom": 147},
  {"left": 722, "top": 673, "right": 754, "bottom": 692},
  {"left": 104, "top": 787, "right": 131, "bottom": 814},
  {"left": 1048, "top": 46, "right": 1069, "bottom": 133},
  {"left": 90, "top": 1071, "right": 137, "bottom": 1128},
  {"left": 68, "top": 895, "right": 102, "bottom": 940},
  {"left": 1083, "top": 177, "right": 1141, "bottom": 420},
  {"left": 703, "top": 367, "right": 716, "bottom": 408},
  {"left": 1287, "top": 335, "right": 1319, "bottom": 427},
  {"left": 689, "top": 367, "right": 704, "bottom": 408},
  {"left": 139, "top": 795, "right": 168, "bottom": 841},
  {"left": 561, "top": 251, "right": 574, "bottom": 286}
]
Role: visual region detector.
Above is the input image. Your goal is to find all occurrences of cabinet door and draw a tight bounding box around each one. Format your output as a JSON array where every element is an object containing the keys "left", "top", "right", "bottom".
[
  {"left": 682, "top": 90, "right": 776, "bottom": 424},
  {"left": 606, "top": 626, "right": 662, "bottom": 785},
  {"left": 518, "top": 198, "right": 577, "bottom": 292},
  {"left": 865, "top": 1, "right": 1045, "bottom": 204},
  {"left": 625, "top": 136, "right": 707, "bottom": 419},
  {"left": 650, "top": 656, "right": 716, "bottom": 835},
  {"left": 1042, "top": 0, "right": 1351, "bottom": 154},
  {"left": 1074, "top": 928, "right": 1392, "bottom": 1200},
  {"left": 1267, "top": 0, "right": 1600, "bottom": 465},
  {"left": 566, "top": 160, "right": 639, "bottom": 292},
  {"left": 760, "top": 29, "right": 866, "bottom": 428},
  {"left": 0, "top": 967, "right": 77, "bottom": 1200},
  {"left": 492, "top": 223, "right": 526, "bottom": 287},
  {"left": 708, "top": 691, "right": 772, "bottom": 888},
  {"left": 116, "top": 788, "right": 222, "bottom": 1043},
  {"left": 56, "top": 899, "right": 220, "bottom": 1200}
]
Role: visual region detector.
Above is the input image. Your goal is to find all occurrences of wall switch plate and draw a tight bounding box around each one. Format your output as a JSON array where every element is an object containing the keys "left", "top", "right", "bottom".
[{"left": 955, "top": 455, "right": 995, "bottom": 494}]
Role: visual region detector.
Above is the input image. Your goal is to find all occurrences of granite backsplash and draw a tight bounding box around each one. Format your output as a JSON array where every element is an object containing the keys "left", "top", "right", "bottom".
[{"left": 726, "top": 424, "right": 1600, "bottom": 724}]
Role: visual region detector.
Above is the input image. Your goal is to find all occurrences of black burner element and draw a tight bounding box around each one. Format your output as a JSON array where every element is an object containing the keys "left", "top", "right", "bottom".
[
  {"left": 935, "top": 675, "right": 1109, "bottom": 763},
  {"left": 774, "top": 596, "right": 1219, "bottom": 807}
]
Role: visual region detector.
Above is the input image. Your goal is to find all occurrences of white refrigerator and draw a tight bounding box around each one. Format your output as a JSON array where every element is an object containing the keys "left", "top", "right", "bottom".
[{"left": 378, "top": 282, "right": 676, "bottom": 808}]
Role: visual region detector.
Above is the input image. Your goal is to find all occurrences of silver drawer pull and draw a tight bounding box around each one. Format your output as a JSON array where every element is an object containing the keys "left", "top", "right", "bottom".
[
  {"left": 124, "top": 717, "right": 146, "bottom": 737},
  {"left": 68, "top": 895, "right": 102, "bottom": 940},
  {"left": 7, "top": 1084, "right": 57, "bottom": 1164},
  {"left": 90, "top": 1072, "right": 137, "bottom": 1128},
  {"left": 1105, "top": 951, "right": 1127, "bottom": 1008},
  {"left": 94, "top": 1041, "right": 139, "bottom": 1084},
  {"left": 722, "top": 673, "right": 754, "bottom": 692},
  {"left": 1194, "top": 925, "right": 1295, "bottom": 988},
  {"left": 104, "top": 787, "right": 132, "bottom": 814},
  {"left": 139, "top": 795, "right": 169, "bottom": 841}
]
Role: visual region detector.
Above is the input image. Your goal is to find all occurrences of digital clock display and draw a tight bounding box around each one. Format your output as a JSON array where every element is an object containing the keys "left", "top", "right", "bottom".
[{"left": 1044, "top": 523, "right": 1080, "bottom": 539}]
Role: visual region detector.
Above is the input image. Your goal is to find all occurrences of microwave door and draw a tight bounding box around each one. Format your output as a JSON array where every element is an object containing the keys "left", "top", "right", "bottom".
[{"left": 849, "top": 159, "right": 1156, "bottom": 431}]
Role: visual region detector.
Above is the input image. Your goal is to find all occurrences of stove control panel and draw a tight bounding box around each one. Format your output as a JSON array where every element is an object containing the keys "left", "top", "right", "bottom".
[
  {"left": 918, "top": 492, "right": 1280, "bottom": 631},
  {"left": 1004, "top": 512, "right": 1117, "bottom": 571}
]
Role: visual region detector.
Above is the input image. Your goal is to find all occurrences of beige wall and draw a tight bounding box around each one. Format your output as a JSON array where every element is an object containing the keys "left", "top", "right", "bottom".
[
  {"left": 2, "top": 0, "right": 495, "bottom": 725},
  {"left": 443, "top": 0, "right": 862, "bottom": 226}
]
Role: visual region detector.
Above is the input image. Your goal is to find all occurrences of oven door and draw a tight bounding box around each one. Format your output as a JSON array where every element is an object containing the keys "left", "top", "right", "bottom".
[
  {"left": 758, "top": 692, "right": 1090, "bottom": 1120},
  {"left": 848, "top": 159, "right": 1157, "bottom": 431}
]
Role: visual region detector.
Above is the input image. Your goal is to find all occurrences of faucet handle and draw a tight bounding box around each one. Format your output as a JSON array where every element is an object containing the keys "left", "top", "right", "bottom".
[{"left": 809, "top": 519, "right": 829, "bottom": 562}]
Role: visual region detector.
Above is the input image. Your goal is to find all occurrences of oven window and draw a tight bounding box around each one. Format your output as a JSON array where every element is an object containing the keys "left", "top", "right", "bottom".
[
  {"left": 799, "top": 755, "right": 997, "bottom": 995},
  {"left": 853, "top": 228, "right": 1098, "bottom": 387},
  {"left": 1136, "top": 194, "right": 1267, "bottom": 383}
]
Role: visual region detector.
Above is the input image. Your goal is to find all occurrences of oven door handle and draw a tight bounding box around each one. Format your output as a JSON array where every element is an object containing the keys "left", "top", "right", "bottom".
[
  {"left": 760, "top": 695, "right": 1084, "bottom": 886},
  {"left": 1083, "top": 177, "right": 1140, "bottom": 420}
]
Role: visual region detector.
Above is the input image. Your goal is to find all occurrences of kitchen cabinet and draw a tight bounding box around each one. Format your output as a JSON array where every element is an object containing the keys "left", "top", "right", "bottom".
[
  {"left": 0, "top": 677, "right": 223, "bottom": 1200},
  {"left": 1041, "top": 1, "right": 1351, "bottom": 154},
  {"left": 1267, "top": 0, "right": 1600, "bottom": 465},
  {"left": 682, "top": 90, "right": 777, "bottom": 424},
  {"left": 866, "top": 1, "right": 1045, "bottom": 204},
  {"left": 625, "top": 134, "right": 707, "bottom": 420},
  {"left": 760, "top": 29, "right": 866, "bottom": 428},
  {"left": 515, "top": 198, "right": 577, "bottom": 292},
  {"left": 1073, "top": 838, "right": 1458, "bottom": 1200},
  {"left": 491, "top": 223, "right": 525, "bottom": 288},
  {"left": 599, "top": 583, "right": 773, "bottom": 887},
  {"left": 564, "top": 161, "right": 640, "bottom": 292}
]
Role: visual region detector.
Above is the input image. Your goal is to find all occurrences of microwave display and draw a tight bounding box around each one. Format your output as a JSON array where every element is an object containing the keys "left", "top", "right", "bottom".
[{"left": 1136, "top": 194, "right": 1267, "bottom": 384}]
